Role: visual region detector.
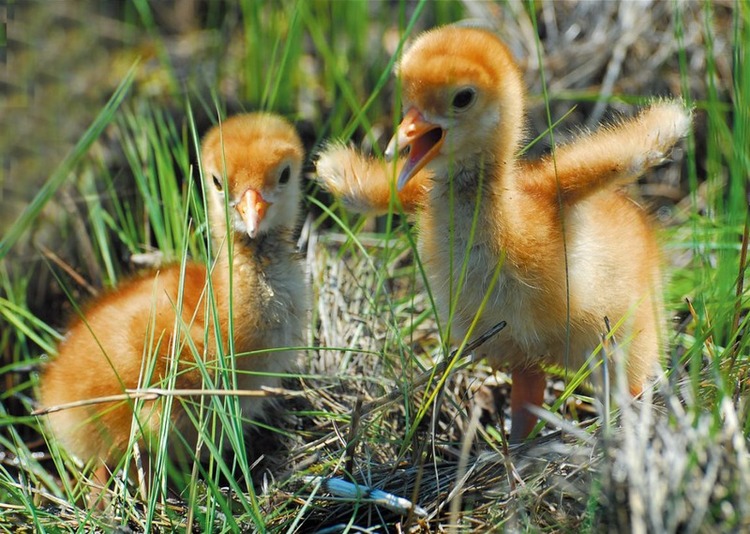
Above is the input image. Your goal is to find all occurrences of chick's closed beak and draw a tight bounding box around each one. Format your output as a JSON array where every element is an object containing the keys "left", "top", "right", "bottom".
[{"left": 236, "top": 188, "right": 271, "bottom": 239}]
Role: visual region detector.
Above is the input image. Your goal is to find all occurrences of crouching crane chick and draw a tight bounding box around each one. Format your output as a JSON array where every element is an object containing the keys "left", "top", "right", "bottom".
[
  {"left": 38, "top": 113, "right": 308, "bottom": 493},
  {"left": 316, "top": 24, "right": 691, "bottom": 442}
]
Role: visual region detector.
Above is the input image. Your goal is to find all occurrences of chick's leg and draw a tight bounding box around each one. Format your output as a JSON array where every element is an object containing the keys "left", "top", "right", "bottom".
[
  {"left": 509, "top": 363, "right": 547, "bottom": 443},
  {"left": 87, "top": 463, "right": 112, "bottom": 509}
]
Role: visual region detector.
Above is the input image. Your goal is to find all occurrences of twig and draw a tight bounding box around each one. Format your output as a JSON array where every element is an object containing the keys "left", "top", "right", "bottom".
[
  {"left": 31, "top": 386, "right": 305, "bottom": 416},
  {"left": 601, "top": 316, "right": 612, "bottom": 435},
  {"left": 39, "top": 244, "right": 99, "bottom": 298},
  {"left": 448, "top": 406, "right": 482, "bottom": 531},
  {"left": 345, "top": 397, "right": 363, "bottom": 475}
]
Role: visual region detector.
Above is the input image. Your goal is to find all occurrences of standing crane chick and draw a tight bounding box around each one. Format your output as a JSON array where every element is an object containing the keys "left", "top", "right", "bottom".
[
  {"left": 316, "top": 24, "right": 691, "bottom": 442},
  {"left": 38, "top": 113, "right": 308, "bottom": 489}
]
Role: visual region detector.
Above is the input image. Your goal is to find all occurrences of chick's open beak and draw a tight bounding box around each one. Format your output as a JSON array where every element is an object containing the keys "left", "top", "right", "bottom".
[
  {"left": 236, "top": 188, "right": 271, "bottom": 239},
  {"left": 385, "top": 108, "right": 445, "bottom": 191}
]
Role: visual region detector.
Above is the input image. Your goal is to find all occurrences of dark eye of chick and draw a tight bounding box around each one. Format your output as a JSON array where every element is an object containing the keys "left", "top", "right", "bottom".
[
  {"left": 452, "top": 88, "right": 476, "bottom": 110},
  {"left": 212, "top": 175, "right": 223, "bottom": 191},
  {"left": 279, "top": 165, "right": 291, "bottom": 185}
]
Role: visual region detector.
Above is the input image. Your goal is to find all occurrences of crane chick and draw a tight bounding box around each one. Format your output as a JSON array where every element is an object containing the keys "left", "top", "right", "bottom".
[
  {"left": 38, "top": 113, "right": 308, "bottom": 489},
  {"left": 316, "top": 24, "right": 691, "bottom": 441}
]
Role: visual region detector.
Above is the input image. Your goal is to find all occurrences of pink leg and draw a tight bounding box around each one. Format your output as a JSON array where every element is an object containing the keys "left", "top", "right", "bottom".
[
  {"left": 88, "top": 463, "right": 111, "bottom": 509},
  {"left": 509, "top": 364, "right": 547, "bottom": 443}
]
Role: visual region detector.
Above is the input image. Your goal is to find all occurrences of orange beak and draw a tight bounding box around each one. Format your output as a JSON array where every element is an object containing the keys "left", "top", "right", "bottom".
[
  {"left": 236, "top": 188, "right": 271, "bottom": 239},
  {"left": 385, "top": 107, "right": 445, "bottom": 191}
]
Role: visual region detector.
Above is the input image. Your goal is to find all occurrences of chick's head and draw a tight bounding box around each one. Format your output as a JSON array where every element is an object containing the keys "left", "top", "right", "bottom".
[
  {"left": 386, "top": 25, "right": 526, "bottom": 189},
  {"left": 202, "top": 113, "right": 303, "bottom": 239}
]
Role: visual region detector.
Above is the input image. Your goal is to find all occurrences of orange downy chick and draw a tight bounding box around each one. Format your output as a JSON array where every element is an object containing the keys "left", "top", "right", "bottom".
[
  {"left": 38, "top": 113, "right": 308, "bottom": 486},
  {"left": 316, "top": 24, "right": 691, "bottom": 442}
]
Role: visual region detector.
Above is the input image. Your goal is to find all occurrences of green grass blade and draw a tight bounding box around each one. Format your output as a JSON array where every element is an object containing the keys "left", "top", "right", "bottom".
[{"left": 0, "top": 65, "right": 137, "bottom": 261}]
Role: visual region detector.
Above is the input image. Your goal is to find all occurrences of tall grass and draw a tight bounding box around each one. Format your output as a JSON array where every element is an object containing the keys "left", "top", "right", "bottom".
[
  {"left": 672, "top": 0, "right": 750, "bottom": 398},
  {"left": 1, "top": 1, "right": 748, "bottom": 532},
  {"left": 0, "top": 66, "right": 137, "bottom": 262}
]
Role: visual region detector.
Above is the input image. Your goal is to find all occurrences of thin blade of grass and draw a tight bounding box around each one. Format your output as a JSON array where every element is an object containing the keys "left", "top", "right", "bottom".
[{"left": 0, "top": 65, "right": 137, "bottom": 261}]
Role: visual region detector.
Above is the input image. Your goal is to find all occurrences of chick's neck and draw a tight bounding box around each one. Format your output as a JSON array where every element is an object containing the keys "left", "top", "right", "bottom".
[
  {"left": 212, "top": 225, "right": 296, "bottom": 274},
  {"left": 425, "top": 104, "right": 525, "bottom": 262}
]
